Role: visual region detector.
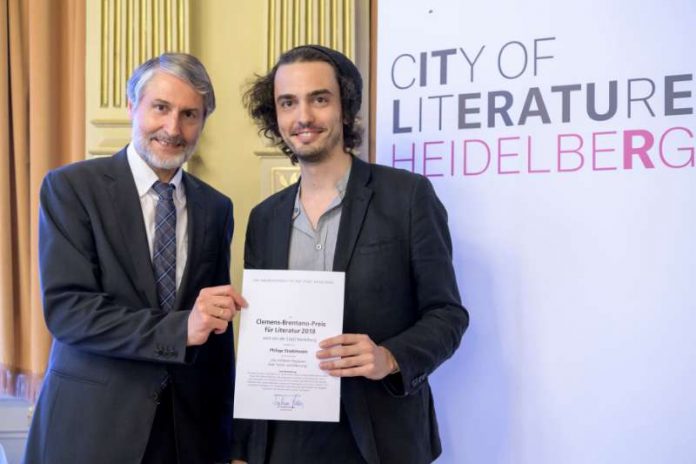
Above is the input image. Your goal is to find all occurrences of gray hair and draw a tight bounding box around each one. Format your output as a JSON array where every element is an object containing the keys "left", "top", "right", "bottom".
[{"left": 126, "top": 52, "right": 216, "bottom": 118}]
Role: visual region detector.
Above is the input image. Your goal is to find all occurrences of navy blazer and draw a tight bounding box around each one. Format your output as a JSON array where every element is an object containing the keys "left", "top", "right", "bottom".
[
  {"left": 234, "top": 157, "right": 469, "bottom": 464},
  {"left": 24, "top": 149, "right": 236, "bottom": 463}
]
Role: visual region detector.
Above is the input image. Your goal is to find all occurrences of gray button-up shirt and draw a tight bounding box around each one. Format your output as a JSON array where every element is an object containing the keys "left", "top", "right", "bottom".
[
  {"left": 269, "top": 166, "right": 362, "bottom": 464},
  {"left": 288, "top": 167, "right": 351, "bottom": 272}
]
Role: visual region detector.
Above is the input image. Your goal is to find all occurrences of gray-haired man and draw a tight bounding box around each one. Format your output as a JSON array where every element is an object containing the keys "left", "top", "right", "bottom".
[{"left": 24, "top": 53, "right": 245, "bottom": 464}]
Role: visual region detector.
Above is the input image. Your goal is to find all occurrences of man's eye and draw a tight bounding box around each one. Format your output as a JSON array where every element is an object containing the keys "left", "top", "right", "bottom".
[
  {"left": 183, "top": 110, "right": 198, "bottom": 119},
  {"left": 154, "top": 104, "right": 167, "bottom": 112},
  {"left": 279, "top": 100, "right": 294, "bottom": 108}
]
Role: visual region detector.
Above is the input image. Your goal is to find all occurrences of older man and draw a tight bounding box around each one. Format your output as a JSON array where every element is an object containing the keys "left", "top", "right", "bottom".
[{"left": 24, "top": 53, "right": 245, "bottom": 464}]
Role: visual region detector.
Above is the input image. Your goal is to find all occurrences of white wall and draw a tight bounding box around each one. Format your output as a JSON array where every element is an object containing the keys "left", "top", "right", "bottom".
[{"left": 376, "top": 1, "right": 696, "bottom": 463}]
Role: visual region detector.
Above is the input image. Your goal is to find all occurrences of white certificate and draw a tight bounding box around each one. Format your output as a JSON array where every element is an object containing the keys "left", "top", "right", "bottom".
[{"left": 233, "top": 269, "right": 345, "bottom": 422}]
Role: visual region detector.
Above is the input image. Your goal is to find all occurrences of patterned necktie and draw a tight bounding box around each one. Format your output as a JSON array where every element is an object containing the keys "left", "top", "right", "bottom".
[{"left": 152, "top": 181, "right": 177, "bottom": 312}]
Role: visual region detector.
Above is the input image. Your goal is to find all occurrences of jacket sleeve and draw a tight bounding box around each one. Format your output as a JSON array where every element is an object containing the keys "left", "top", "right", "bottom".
[
  {"left": 230, "top": 206, "right": 262, "bottom": 461},
  {"left": 213, "top": 198, "right": 238, "bottom": 462},
  {"left": 380, "top": 175, "right": 469, "bottom": 396},
  {"left": 39, "top": 169, "right": 190, "bottom": 364}
]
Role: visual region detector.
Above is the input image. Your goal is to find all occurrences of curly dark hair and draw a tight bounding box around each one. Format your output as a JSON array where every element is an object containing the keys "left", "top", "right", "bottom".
[{"left": 243, "top": 45, "right": 364, "bottom": 164}]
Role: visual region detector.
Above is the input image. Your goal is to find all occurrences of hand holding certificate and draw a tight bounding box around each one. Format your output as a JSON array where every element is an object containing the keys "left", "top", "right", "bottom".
[{"left": 233, "top": 269, "right": 345, "bottom": 422}]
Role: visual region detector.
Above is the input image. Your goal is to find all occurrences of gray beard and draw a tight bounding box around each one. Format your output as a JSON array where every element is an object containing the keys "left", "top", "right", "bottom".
[{"left": 133, "top": 137, "right": 196, "bottom": 171}]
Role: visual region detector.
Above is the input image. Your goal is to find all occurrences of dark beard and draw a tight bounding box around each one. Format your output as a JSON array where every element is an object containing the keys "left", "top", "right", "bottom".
[{"left": 294, "top": 148, "right": 330, "bottom": 164}]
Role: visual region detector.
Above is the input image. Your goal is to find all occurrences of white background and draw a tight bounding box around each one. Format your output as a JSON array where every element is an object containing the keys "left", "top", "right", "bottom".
[{"left": 376, "top": 1, "right": 696, "bottom": 462}]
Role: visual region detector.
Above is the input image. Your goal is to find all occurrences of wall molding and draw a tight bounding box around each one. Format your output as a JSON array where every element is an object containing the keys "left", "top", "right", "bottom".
[{"left": 86, "top": 0, "right": 191, "bottom": 158}]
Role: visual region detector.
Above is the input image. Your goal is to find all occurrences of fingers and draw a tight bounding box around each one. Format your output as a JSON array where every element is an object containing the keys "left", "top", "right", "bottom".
[
  {"left": 195, "top": 285, "right": 248, "bottom": 321},
  {"left": 319, "top": 353, "right": 374, "bottom": 371},
  {"left": 317, "top": 334, "right": 371, "bottom": 361},
  {"left": 187, "top": 285, "right": 245, "bottom": 346},
  {"left": 316, "top": 341, "right": 366, "bottom": 359},
  {"left": 201, "top": 284, "right": 249, "bottom": 309},
  {"left": 212, "top": 321, "right": 228, "bottom": 335},
  {"left": 316, "top": 334, "right": 394, "bottom": 380},
  {"left": 197, "top": 308, "right": 228, "bottom": 334},
  {"left": 186, "top": 304, "right": 229, "bottom": 346},
  {"left": 325, "top": 366, "right": 373, "bottom": 378},
  {"left": 229, "top": 287, "right": 248, "bottom": 310},
  {"left": 203, "top": 295, "right": 236, "bottom": 321},
  {"left": 319, "top": 333, "right": 364, "bottom": 349}
]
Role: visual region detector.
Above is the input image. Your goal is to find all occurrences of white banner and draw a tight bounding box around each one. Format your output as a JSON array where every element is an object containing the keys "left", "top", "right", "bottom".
[{"left": 376, "top": 1, "right": 696, "bottom": 463}]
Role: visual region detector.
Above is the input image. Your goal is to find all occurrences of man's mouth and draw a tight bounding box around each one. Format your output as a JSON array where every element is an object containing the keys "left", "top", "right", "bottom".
[
  {"left": 291, "top": 127, "right": 323, "bottom": 142},
  {"left": 151, "top": 134, "right": 185, "bottom": 149}
]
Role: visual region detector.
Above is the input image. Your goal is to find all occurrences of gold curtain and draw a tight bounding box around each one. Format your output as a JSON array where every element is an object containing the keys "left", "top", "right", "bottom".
[{"left": 0, "top": 0, "right": 85, "bottom": 401}]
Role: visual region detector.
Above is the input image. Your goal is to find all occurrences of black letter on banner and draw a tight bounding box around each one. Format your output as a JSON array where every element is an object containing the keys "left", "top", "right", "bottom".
[
  {"left": 393, "top": 100, "right": 412, "bottom": 133},
  {"left": 391, "top": 54, "right": 416, "bottom": 90},
  {"left": 665, "top": 74, "right": 693, "bottom": 116}
]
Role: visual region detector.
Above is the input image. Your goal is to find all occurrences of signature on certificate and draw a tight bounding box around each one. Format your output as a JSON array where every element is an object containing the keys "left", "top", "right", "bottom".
[{"left": 273, "top": 394, "right": 304, "bottom": 410}]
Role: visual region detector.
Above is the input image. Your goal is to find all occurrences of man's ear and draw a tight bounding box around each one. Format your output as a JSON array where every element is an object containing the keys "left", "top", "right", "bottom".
[{"left": 126, "top": 100, "right": 134, "bottom": 120}]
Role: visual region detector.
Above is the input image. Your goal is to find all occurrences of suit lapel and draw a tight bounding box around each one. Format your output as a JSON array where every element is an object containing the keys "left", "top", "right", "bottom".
[
  {"left": 269, "top": 184, "right": 297, "bottom": 270},
  {"left": 172, "top": 172, "right": 206, "bottom": 311},
  {"left": 105, "top": 149, "right": 159, "bottom": 309},
  {"left": 333, "top": 157, "right": 373, "bottom": 272}
]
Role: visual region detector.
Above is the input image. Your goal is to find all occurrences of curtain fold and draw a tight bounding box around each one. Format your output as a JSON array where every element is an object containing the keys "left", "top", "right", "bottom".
[{"left": 0, "top": 0, "right": 85, "bottom": 401}]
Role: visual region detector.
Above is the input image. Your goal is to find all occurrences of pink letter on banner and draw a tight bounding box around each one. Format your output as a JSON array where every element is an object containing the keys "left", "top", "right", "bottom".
[{"left": 623, "top": 129, "right": 655, "bottom": 169}]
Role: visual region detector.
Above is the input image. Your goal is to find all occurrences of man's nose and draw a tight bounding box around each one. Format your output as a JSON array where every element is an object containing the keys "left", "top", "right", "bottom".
[
  {"left": 163, "top": 112, "right": 181, "bottom": 135},
  {"left": 297, "top": 101, "right": 314, "bottom": 125}
]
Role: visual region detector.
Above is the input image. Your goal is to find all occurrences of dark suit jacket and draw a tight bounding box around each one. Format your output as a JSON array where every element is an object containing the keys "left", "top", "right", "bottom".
[
  {"left": 234, "top": 157, "right": 469, "bottom": 464},
  {"left": 24, "top": 149, "right": 236, "bottom": 463}
]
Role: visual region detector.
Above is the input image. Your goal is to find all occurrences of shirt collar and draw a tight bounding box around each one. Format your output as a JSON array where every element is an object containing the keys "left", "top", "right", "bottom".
[
  {"left": 292, "top": 162, "right": 352, "bottom": 220},
  {"left": 127, "top": 143, "right": 185, "bottom": 199},
  {"left": 335, "top": 163, "right": 351, "bottom": 200}
]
